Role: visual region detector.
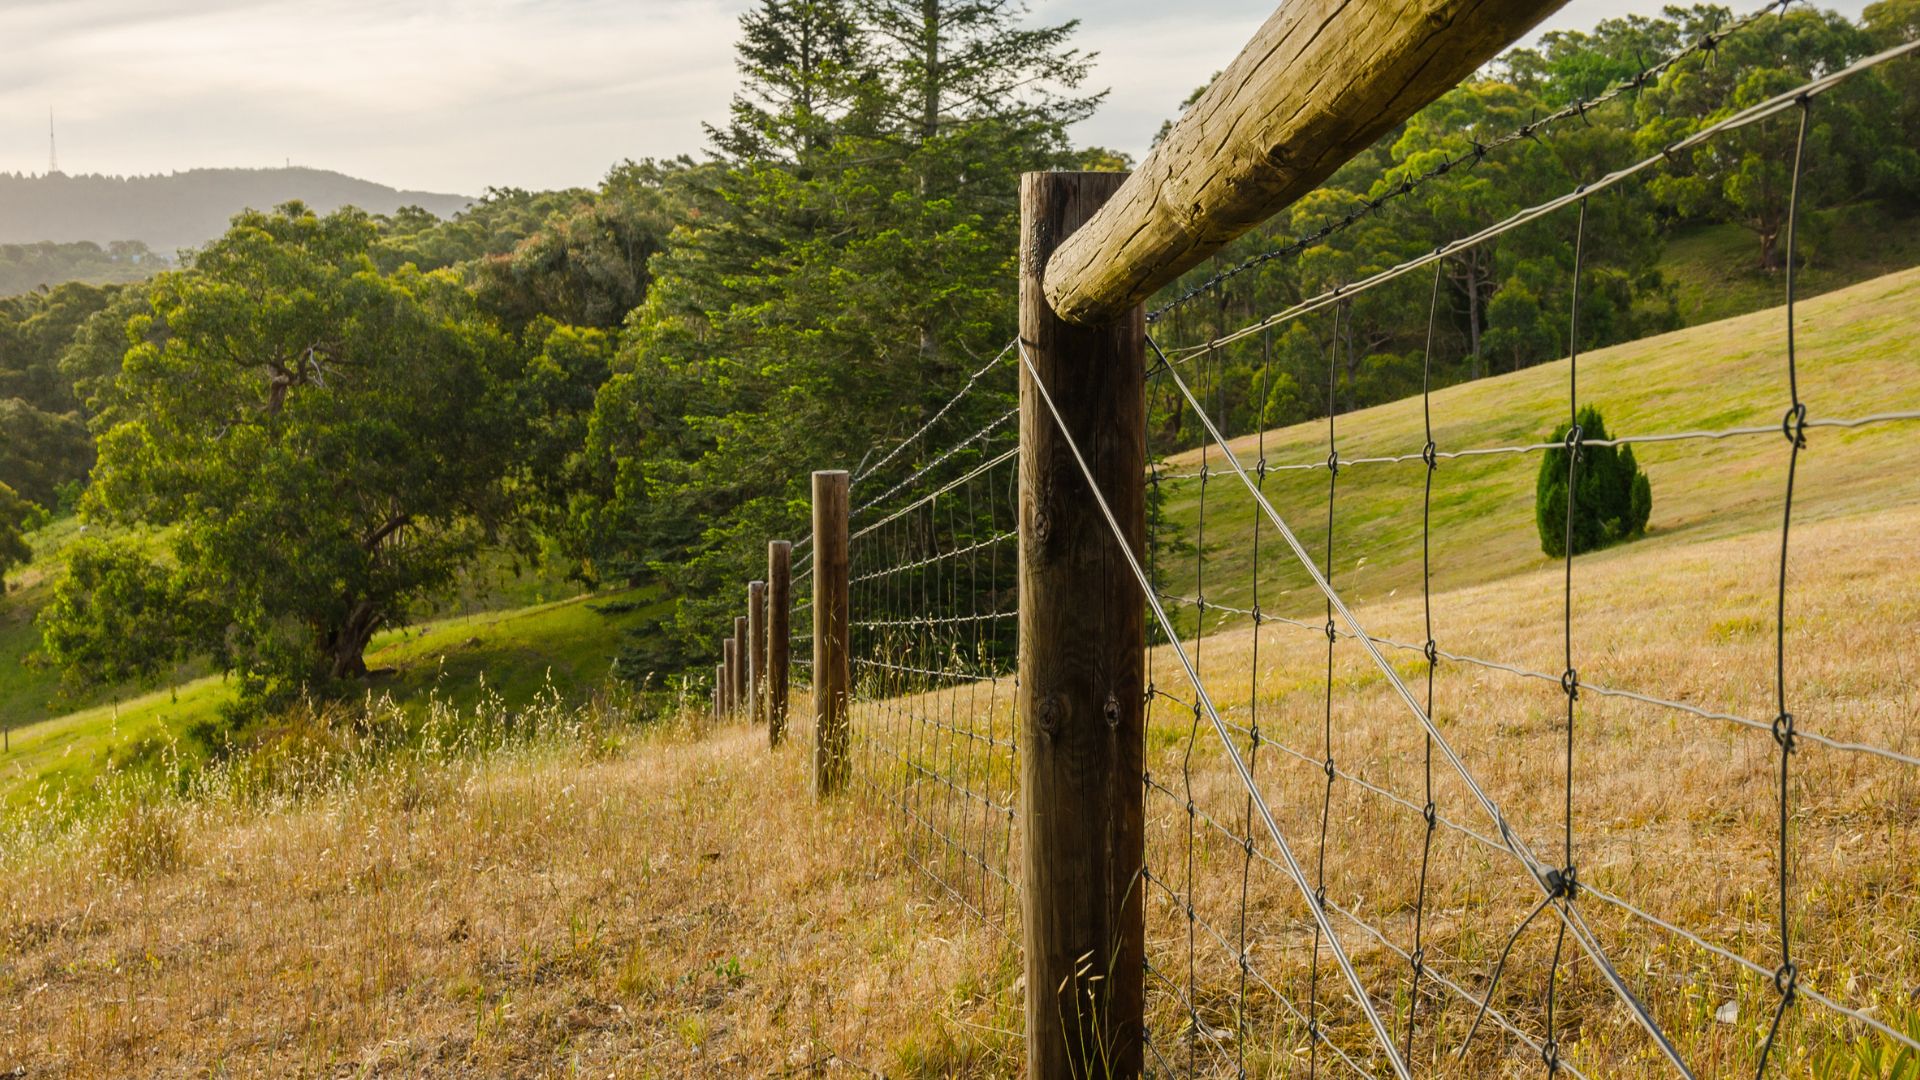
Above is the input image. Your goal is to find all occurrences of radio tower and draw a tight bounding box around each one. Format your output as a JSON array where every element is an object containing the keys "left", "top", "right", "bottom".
[{"left": 48, "top": 109, "right": 60, "bottom": 175}]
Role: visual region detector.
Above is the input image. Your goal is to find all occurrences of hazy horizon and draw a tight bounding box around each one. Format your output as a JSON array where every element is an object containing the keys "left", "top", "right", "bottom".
[{"left": 2, "top": 0, "right": 1878, "bottom": 198}]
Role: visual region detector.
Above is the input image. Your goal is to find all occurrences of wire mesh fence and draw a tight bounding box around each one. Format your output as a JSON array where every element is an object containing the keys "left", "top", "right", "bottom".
[
  {"left": 1103, "top": 36, "right": 1920, "bottom": 1078},
  {"left": 740, "top": 14, "right": 1920, "bottom": 1076},
  {"left": 784, "top": 349, "right": 1025, "bottom": 934}
]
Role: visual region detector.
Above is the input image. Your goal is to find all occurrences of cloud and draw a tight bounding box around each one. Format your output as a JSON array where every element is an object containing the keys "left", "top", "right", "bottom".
[{"left": 1, "top": 0, "right": 744, "bottom": 192}]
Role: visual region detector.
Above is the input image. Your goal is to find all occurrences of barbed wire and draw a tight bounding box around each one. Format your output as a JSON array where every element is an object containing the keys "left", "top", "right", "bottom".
[
  {"left": 1158, "top": 37, "right": 1920, "bottom": 364},
  {"left": 1145, "top": 0, "right": 1796, "bottom": 325}
]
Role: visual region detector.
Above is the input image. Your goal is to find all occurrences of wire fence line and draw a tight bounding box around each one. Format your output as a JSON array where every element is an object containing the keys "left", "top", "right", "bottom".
[
  {"left": 783, "top": 350, "right": 1025, "bottom": 933},
  {"left": 1110, "top": 42, "right": 1916, "bottom": 1076},
  {"left": 716, "top": 23, "right": 1920, "bottom": 1078}
]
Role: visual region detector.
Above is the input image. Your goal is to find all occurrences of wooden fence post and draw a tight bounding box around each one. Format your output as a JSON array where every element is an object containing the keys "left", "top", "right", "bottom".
[
  {"left": 1018, "top": 170, "right": 1147, "bottom": 1078},
  {"left": 714, "top": 663, "right": 724, "bottom": 722},
  {"left": 811, "top": 470, "right": 850, "bottom": 795},
  {"left": 722, "top": 639, "right": 737, "bottom": 716},
  {"left": 732, "top": 616, "right": 749, "bottom": 715},
  {"left": 748, "top": 580, "right": 768, "bottom": 727},
  {"left": 768, "top": 540, "right": 792, "bottom": 747}
]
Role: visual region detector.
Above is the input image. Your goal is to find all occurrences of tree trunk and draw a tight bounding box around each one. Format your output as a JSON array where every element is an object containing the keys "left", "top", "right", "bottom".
[
  {"left": 1466, "top": 252, "right": 1484, "bottom": 381},
  {"left": 919, "top": 0, "right": 940, "bottom": 143},
  {"left": 326, "top": 600, "right": 381, "bottom": 681}
]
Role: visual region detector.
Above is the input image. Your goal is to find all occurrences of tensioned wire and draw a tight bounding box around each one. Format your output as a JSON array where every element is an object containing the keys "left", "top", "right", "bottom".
[
  {"left": 833, "top": 354, "right": 1022, "bottom": 937},
  {"left": 1129, "top": 41, "right": 1920, "bottom": 1067},
  {"left": 1143, "top": 323, "right": 1692, "bottom": 1074},
  {"left": 1153, "top": 594, "right": 1920, "bottom": 769}
]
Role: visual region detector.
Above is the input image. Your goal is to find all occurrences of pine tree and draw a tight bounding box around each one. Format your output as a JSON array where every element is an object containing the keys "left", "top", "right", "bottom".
[{"left": 574, "top": 0, "right": 1102, "bottom": 672}]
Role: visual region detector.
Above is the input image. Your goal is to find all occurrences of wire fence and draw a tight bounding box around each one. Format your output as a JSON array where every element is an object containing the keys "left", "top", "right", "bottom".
[
  {"left": 744, "top": 15, "right": 1920, "bottom": 1076},
  {"left": 787, "top": 348, "right": 1025, "bottom": 933}
]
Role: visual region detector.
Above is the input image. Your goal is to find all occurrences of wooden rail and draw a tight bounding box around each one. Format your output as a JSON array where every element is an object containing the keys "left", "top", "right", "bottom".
[{"left": 1042, "top": 0, "right": 1568, "bottom": 324}]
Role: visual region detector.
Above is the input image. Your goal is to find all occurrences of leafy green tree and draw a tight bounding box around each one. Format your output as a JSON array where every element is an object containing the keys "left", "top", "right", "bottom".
[
  {"left": 713, "top": 0, "right": 873, "bottom": 162},
  {"left": 1864, "top": 0, "right": 1920, "bottom": 199},
  {"left": 472, "top": 161, "right": 686, "bottom": 331},
  {"left": 0, "top": 481, "right": 31, "bottom": 588},
  {"left": 0, "top": 397, "right": 92, "bottom": 509},
  {"left": 1635, "top": 7, "right": 1888, "bottom": 268},
  {"left": 57, "top": 281, "right": 160, "bottom": 428},
  {"left": 46, "top": 204, "right": 528, "bottom": 699},
  {"left": 1536, "top": 405, "right": 1652, "bottom": 557},
  {"left": 34, "top": 540, "right": 207, "bottom": 690},
  {"left": 1504, "top": 12, "right": 1688, "bottom": 105},
  {"left": 370, "top": 186, "right": 595, "bottom": 275},
  {"left": 0, "top": 281, "right": 117, "bottom": 412}
]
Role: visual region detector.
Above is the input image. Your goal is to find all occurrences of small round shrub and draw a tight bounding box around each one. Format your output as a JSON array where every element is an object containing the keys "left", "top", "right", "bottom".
[{"left": 1535, "top": 405, "right": 1653, "bottom": 558}]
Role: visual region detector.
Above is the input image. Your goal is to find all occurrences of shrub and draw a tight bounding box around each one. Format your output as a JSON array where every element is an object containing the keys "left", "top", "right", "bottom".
[{"left": 1535, "top": 405, "right": 1653, "bottom": 558}]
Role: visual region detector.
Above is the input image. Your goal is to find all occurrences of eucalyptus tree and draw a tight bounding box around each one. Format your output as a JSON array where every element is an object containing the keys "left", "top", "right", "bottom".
[{"left": 40, "top": 204, "right": 529, "bottom": 703}]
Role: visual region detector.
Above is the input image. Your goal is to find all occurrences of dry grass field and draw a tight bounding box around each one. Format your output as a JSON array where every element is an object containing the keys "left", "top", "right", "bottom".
[
  {"left": 0, "top": 708, "right": 1026, "bottom": 1077},
  {"left": 2, "top": 500, "right": 1910, "bottom": 1077}
]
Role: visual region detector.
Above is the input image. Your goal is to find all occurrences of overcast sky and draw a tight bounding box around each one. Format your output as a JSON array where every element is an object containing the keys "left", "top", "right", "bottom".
[{"left": 0, "top": 0, "right": 1877, "bottom": 196}]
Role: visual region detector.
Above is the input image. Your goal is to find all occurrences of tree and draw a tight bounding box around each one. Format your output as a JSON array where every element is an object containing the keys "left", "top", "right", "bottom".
[
  {"left": 1635, "top": 7, "right": 1886, "bottom": 268},
  {"left": 0, "top": 481, "right": 31, "bottom": 588},
  {"left": 573, "top": 0, "right": 1098, "bottom": 671},
  {"left": 712, "top": 0, "right": 873, "bottom": 163},
  {"left": 0, "top": 397, "right": 92, "bottom": 509},
  {"left": 34, "top": 540, "right": 205, "bottom": 690},
  {"left": 1536, "top": 405, "right": 1652, "bottom": 557},
  {"left": 1864, "top": 0, "right": 1920, "bottom": 200},
  {"left": 46, "top": 204, "right": 528, "bottom": 701},
  {"left": 471, "top": 160, "right": 687, "bottom": 331}
]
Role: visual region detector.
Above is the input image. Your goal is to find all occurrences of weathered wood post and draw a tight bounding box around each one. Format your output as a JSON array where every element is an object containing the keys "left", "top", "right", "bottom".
[
  {"left": 747, "top": 580, "right": 768, "bottom": 727},
  {"left": 767, "top": 540, "right": 792, "bottom": 747},
  {"left": 722, "top": 639, "right": 738, "bottom": 716},
  {"left": 732, "top": 615, "right": 749, "bottom": 716},
  {"left": 1018, "top": 171, "right": 1147, "bottom": 1078},
  {"left": 811, "top": 471, "right": 850, "bottom": 795},
  {"left": 713, "top": 663, "right": 724, "bottom": 722}
]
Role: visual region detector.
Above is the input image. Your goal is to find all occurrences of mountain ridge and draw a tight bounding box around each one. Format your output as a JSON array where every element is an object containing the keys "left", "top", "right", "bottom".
[{"left": 0, "top": 166, "right": 474, "bottom": 255}]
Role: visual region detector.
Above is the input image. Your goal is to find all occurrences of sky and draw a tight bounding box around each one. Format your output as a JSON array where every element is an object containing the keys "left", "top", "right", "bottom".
[{"left": 0, "top": 0, "right": 1879, "bottom": 197}]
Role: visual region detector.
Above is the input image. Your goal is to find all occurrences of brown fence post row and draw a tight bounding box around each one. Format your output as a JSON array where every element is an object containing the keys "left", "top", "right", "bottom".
[
  {"left": 722, "top": 638, "right": 737, "bottom": 716},
  {"left": 748, "top": 580, "right": 768, "bottom": 727},
  {"left": 1018, "top": 171, "right": 1147, "bottom": 1078},
  {"left": 811, "top": 470, "right": 851, "bottom": 796},
  {"left": 767, "top": 540, "right": 792, "bottom": 747},
  {"left": 732, "top": 616, "right": 749, "bottom": 716}
]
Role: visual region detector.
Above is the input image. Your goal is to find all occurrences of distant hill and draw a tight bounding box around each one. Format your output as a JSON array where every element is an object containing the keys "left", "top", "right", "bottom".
[{"left": 0, "top": 167, "right": 473, "bottom": 257}]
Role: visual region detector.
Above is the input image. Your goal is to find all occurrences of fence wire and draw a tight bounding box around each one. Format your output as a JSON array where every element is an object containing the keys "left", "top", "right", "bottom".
[
  {"left": 1108, "top": 43, "right": 1919, "bottom": 1079},
  {"left": 749, "top": 23, "right": 1920, "bottom": 1079},
  {"left": 833, "top": 353, "right": 1024, "bottom": 934}
]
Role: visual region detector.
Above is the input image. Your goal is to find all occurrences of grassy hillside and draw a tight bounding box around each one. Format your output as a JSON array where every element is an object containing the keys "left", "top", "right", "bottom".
[
  {"left": 0, "top": 588, "right": 660, "bottom": 811},
  {"left": 0, "top": 519, "right": 191, "bottom": 738},
  {"left": 2, "top": 521, "right": 586, "bottom": 737},
  {"left": 1156, "top": 263, "right": 1920, "bottom": 638},
  {"left": 1, "top": 514, "right": 653, "bottom": 809}
]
